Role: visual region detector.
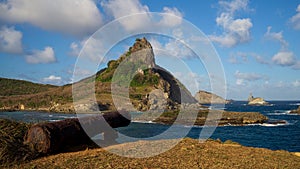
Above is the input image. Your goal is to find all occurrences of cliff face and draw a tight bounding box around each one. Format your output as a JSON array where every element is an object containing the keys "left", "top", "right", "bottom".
[
  {"left": 194, "top": 90, "right": 229, "bottom": 104},
  {"left": 128, "top": 37, "right": 155, "bottom": 69}
]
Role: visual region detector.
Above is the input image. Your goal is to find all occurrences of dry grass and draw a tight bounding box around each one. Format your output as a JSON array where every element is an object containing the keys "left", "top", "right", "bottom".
[
  {"left": 12, "top": 138, "right": 300, "bottom": 169},
  {"left": 0, "top": 119, "right": 38, "bottom": 167}
]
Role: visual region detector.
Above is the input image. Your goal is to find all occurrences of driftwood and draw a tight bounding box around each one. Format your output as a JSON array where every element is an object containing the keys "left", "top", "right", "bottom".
[{"left": 24, "top": 111, "right": 130, "bottom": 154}]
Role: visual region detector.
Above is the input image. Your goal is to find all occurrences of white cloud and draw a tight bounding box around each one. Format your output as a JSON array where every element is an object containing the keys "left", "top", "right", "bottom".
[
  {"left": 264, "top": 26, "right": 288, "bottom": 49},
  {"left": 149, "top": 38, "right": 194, "bottom": 59},
  {"left": 218, "top": 0, "right": 249, "bottom": 14},
  {"left": 234, "top": 71, "right": 267, "bottom": 86},
  {"left": 159, "top": 7, "right": 183, "bottom": 27},
  {"left": 235, "top": 71, "right": 266, "bottom": 81},
  {"left": 251, "top": 53, "right": 270, "bottom": 65},
  {"left": 43, "top": 75, "right": 61, "bottom": 81},
  {"left": 43, "top": 75, "right": 62, "bottom": 85},
  {"left": 229, "top": 52, "right": 248, "bottom": 64},
  {"left": 229, "top": 52, "right": 269, "bottom": 64},
  {"left": 70, "top": 37, "right": 105, "bottom": 62},
  {"left": 0, "top": 0, "right": 103, "bottom": 36},
  {"left": 272, "top": 51, "right": 296, "bottom": 66},
  {"left": 101, "top": 0, "right": 150, "bottom": 31},
  {"left": 289, "top": 4, "right": 300, "bottom": 30},
  {"left": 26, "top": 46, "right": 56, "bottom": 64},
  {"left": 0, "top": 26, "right": 23, "bottom": 54},
  {"left": 236, "top": 79, "right": 245, "bottom": 86},
  {"left": 264, "top": 26, "right": 299, "bottom": 68},
  {"left": 293, "top": 80, "right": 300, "bottom": 87},
  {"left": 69, "top": 67, "right": 93, "bottom": 83},
  {"left": 101, "top": 0, "right": 183, "bottom": 31},
  {"left": 70, "top": 42, "right": 80, "bottom": 56},
  {"left": 209, "top": 0, "right": 253, "bottom": 47}
]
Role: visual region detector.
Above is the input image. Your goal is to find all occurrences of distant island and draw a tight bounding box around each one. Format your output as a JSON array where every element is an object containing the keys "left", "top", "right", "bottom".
[
  {"left": 247, "top": 93, "right": 269, "bottom": 106},
  {"left": 194, "top": 90, "right": 231, "bottom": 104}
]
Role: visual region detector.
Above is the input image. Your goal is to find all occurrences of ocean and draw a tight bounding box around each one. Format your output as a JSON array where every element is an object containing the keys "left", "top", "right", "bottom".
[{"left": 1, "top": 101, "right": 299, "bottom": 152}]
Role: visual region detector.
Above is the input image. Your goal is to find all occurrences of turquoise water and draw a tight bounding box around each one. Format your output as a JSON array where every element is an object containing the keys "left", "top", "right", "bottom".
[{"left": 1, "top": 101, "right": 300, "bottom": 152}]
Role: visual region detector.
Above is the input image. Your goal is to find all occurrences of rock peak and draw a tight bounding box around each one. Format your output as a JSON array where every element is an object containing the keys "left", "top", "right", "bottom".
[
  {"left": 129, "top": 37, "right": 152, "bottom": 53},
  {"left": 124, "top": 37, "right": 155, "bottom": 68}
]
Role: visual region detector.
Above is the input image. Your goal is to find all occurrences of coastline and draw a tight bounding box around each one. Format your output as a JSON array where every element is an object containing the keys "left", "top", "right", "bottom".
[
  {"left": 0, "top": 109, "right": 271, "bottom": 127},
  {"left": 0, "top": 104, "right": 299, "bottom": 168}
]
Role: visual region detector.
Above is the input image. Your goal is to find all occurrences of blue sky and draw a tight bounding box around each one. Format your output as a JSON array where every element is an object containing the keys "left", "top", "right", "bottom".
[{"left": 0, "top": 0, "right": 300, "bottom": 100}]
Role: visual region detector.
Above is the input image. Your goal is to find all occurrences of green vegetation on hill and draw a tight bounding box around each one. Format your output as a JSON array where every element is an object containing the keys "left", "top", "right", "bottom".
[
  {"left": 96, "top": 57, "right": 159, "bottom": 88},
  {"left": 0, "top": 78, "right": 56, "bottom": 96},
  {"left": 0, "top": 84, "right": 73, "bottom": 112}
]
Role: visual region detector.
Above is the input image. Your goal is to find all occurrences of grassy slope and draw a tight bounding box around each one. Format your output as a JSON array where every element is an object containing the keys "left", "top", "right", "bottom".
[
  {"left": 0, "top": 78, "right": 57, "bottom": 96},
  {"left": 0, "top": 84, "right": 73, "bottom": 110},
  {"left": 13, "top": 138, "right": 300, "bottom": 169}
]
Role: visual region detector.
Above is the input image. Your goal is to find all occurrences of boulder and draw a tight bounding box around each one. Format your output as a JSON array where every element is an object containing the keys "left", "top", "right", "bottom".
[{"left": 24, "top": 111, "right": 131, "bottom": 154}]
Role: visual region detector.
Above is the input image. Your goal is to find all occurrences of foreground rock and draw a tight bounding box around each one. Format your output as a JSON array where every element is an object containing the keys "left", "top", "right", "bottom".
[
  {"left": 290, "top": 106, "right": 300, "bottom": 114},
  {"left": 194, "top": 90, "right": 231, "bottom": 104},
  {"left": 248, "top": 93, "right": 269, "bottom": 105},
  {"left": 24, "top": 111, "right": 130, "bottom": 154},
  {"left": 14, "top": 138, "right": 300, "bottom": 169}
]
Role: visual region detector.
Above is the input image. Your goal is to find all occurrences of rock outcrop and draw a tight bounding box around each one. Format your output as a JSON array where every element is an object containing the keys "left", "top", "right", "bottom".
[
  {"left": 194, "top": 90, "right": 231, "bottom": 104},
  {"left": 248, "top": 93, "right": 269, "bottom": 106},
  {"left": 97, "top": 37, "right": 197, "bottom": 112},
  {"left": 290, "top": 106, "right": 300, "bottom": 114},
  {"left": 151, "top": 109, "right": 268, "bottom": 126},
  {"left": 120, "top": 37, "right": 155, "bottom": 69}
]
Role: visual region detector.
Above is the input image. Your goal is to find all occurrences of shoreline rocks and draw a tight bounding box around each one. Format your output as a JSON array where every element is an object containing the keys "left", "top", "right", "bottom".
[
  {"left": 290, "top": 106, "right": 300, "bottom": 114},
  {"left": 134, "top": 109, "right": 268, "bottom": 126}
]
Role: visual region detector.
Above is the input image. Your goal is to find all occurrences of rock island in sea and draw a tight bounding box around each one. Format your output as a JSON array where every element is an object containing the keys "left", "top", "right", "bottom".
[{"left": 247, "top": 93, "right": 269, "bottom": 106}]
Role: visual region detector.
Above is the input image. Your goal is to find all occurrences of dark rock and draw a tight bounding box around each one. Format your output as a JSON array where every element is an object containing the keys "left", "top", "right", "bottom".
[{"left": 24, "top": 111, "right": 131, "bottom": 154}]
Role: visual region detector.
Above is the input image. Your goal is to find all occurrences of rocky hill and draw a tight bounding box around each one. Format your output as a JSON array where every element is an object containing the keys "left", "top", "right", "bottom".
[
  {"left": 194, "top": 90, "right": 231, "bottom": 104},
  {"left": 0, "top": 38, "right": 197, "bottom": 113}
]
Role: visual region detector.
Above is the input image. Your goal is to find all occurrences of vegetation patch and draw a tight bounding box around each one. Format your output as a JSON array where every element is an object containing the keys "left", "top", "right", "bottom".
[
  {"left": 0, "top": 119, "right": 37, "bottom": 167},
  {"left": 0, "top": 78, "right": 56, "bottom": 96}
]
